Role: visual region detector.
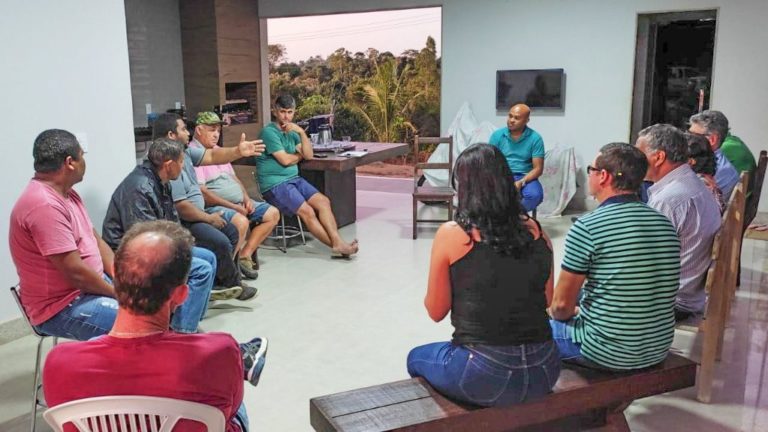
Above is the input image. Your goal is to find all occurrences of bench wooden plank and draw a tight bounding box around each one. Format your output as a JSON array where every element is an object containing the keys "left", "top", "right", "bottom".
[{"left": 310, "top": 353, "right": 696, "bottom": 432}]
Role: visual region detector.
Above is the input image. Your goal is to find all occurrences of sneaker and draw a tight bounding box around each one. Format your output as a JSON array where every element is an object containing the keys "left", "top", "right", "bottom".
[
  {"left": 210, "top": 286, "right": 243, "bottom": 301},
  {"left": 238, "top": 256, "right": 259, "bottom": 280},
  {"left": 237, "top": 284, "right": 258, "bottom": 301},
  {"left": 240, "top": 337, "right": 268, "bottom": 386}
]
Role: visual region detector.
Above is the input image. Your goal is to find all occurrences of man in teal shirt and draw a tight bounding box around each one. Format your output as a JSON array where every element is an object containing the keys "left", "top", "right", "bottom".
[
  {"left": 488, "top": 104, "right": 545, "bottom": 212},
  {"left": 256, "top": 94, "right": 358, "bottom": 257}
]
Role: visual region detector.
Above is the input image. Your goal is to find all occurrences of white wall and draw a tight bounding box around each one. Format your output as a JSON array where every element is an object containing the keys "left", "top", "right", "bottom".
[
  {"left": 125, "top": 0, "right": 186, "bottom": 126},
  {"left": 0, "top": 1, "right": 136, "bottom": 324},
  {"left": 260, "top": 0, "right": 768, "bottom": 210}
]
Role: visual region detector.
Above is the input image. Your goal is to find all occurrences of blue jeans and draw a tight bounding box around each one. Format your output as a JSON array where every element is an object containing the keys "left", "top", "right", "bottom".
[
  {"left": 407, "top": 340, "right": 560, "bottom": 407},
  {"left": 548, "top": 319, "right": 584, "bottom": 360},
  {"left": 36, "top": 249, "right": 215, "bottom": 338},
  {"left": 35, "top": 293, "right": 118, "bottom": 341},
  {"left": 513, "top": 174, "right": 544, "bottom": 213},
  {"left": 184, "top": 221, "right": 241, "bottom": 288},
  {"left": 170, "top": 247, "right": 216, "bottom": 333},
  {"left": 234, "top": 402, "right": 249, "bottom": 432}
]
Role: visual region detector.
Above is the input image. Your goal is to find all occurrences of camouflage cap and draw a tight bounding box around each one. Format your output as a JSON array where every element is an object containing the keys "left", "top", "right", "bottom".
[{"left": 195, "top": 111, "right": 225, "bottom": 125}]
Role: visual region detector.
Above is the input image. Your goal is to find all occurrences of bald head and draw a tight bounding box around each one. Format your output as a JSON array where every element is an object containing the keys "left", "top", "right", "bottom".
[
  {"left": 507, "top": 104, "right": 531, "bottom": 134},
  {"left": 114, "top": 221, "right": 194, "bottom": 315},
  {"left": 511, "top": 104, "right": 531, "bottom": 117},
  {"left": 122, "top": 232, "right": 174, "bottom": 275}
]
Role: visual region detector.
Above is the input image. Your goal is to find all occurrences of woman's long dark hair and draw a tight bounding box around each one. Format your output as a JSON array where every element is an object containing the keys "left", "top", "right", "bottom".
[{"left": 451, "top": 143, "right": 533, "bottom": 256}]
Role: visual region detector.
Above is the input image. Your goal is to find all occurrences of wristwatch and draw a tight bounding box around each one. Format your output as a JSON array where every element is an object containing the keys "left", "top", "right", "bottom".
[{"left": 519, "top": 178, "right": 527, "bottom": 187}]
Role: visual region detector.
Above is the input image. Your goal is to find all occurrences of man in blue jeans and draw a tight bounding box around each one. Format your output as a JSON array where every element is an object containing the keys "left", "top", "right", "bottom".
[
  {"left": 489, "top": 103, "right": 545, "bottom": 213},
  {"left": 10, "top": 129, "right": 213, "bottom": 340}
]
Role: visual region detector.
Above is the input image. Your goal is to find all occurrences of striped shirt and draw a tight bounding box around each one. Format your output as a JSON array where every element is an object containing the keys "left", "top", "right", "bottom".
[
  {"left": 647, "top": 164, "right": 721, "bottom": 313},
  {"left": 562, "top": 196, "right": 681, "bottom": 370}
]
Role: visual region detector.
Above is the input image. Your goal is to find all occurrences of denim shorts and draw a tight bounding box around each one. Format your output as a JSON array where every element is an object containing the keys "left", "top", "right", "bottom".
[
  {"left": 263, "top": 177, "right": 319, "bottom": 216},
  {"left": 207, "top": 199, "right": 273, "bottom": 224},
  {"left": 407, "top": 340, "right": 561, "bottom": 407}
]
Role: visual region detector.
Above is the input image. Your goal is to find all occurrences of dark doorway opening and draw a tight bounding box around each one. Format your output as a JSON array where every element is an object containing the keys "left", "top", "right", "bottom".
[{"left": 631, "top": 10, "right": 717, "bottom": 140}]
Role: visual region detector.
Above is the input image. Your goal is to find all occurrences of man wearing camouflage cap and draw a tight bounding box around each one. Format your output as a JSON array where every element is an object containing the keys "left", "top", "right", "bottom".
[
  {"left": 162, "top": 112, "right": 264, "bottom": 301},
  {"left": 190, "top": 112, "right": 280, "bottom": 279}
]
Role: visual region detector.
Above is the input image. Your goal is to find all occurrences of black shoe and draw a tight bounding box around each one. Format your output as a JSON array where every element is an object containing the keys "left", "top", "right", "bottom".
[
  {"left": 238, "top": 257, "right": 259, "bottom": 280},
  {"left": 674, "top": 308, "right": 695, "bottom": 322},
  {"left": 210, "top": 286, "right": 243, "bottom": 301},
  {"left": 237, "top": 284, "right": 258, "bottom": 301}
]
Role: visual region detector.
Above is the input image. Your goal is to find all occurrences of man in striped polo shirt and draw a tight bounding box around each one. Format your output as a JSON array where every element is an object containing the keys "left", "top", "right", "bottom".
[
  {"left": 549, "top": 143, "right": 681, "bottom": 370},
  {"left": 637, "top": 124, "right": 721, "bottom": 322}
]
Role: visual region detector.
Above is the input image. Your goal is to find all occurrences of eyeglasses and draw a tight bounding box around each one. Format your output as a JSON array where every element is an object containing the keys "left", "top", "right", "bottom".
[{"left": 587, "top": 165, "right": 623, "bottom": 177}]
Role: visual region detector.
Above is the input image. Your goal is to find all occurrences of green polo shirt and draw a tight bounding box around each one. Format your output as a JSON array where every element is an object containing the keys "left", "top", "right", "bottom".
[
  {"left": 488, "top": 126, "right": 545, "bottom": 174},
  {"left": 256, "top": 122, "right": 300, "bottom": 193},
  {"left": 721, "top": 134, "right": 756, "bottom": 193}
]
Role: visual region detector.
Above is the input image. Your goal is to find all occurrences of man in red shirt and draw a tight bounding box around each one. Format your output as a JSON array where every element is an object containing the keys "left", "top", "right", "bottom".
[
  {"left": 43, "top": 220, "right": 268, "bottom": 432},
  {"left": 10, "top": 129, "right": 120, "bottom": 339},
  {"left": 10, "top": 129, "right": 214, "bottom": 339}
]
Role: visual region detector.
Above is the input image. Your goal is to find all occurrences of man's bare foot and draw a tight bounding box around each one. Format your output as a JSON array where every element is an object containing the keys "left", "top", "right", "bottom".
[{"left": 331, "top": 241, "right": 358, "bottom": 258}]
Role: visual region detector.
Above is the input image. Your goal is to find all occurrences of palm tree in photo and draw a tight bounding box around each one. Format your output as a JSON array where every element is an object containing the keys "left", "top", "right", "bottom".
[{"left": 351, "top": 57, "right": 421, "bottom": 143}]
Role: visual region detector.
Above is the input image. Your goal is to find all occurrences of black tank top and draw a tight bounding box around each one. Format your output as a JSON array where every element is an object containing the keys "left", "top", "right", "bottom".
[{"left": 450, "top": 236, "right": 553, "bottom": 345}]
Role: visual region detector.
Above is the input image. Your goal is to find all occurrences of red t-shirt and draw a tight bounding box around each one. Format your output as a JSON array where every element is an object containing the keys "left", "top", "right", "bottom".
[
  {"left": 9, "top": 180, "right": 104, "bottom": 325},
  {"left": 43, "top": 331, "right": 244, "bottom": 432}
]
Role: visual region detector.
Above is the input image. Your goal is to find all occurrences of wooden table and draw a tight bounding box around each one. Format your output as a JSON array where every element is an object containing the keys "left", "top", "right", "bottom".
[{"left": 234, "top": 142, "right": 409, "bottom": 227}]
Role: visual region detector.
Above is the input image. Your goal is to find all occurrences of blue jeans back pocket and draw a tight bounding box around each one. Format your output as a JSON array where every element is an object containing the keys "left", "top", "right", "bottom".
[{"left": 458, "top": 352, "right": 513, "bottom": 406}]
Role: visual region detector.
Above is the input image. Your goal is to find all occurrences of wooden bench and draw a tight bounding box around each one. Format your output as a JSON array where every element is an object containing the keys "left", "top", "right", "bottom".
[
  {"left": 675, "top": 173, "right": 748, "bottom": 402},
  {"left": 310, "top": 353, "right": 696, "bottom": 432}
]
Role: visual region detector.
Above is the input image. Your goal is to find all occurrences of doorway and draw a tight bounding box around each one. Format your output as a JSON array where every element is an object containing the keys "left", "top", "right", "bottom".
[{"left": 630, "top": 10, "right": 717, "bottom": 140}]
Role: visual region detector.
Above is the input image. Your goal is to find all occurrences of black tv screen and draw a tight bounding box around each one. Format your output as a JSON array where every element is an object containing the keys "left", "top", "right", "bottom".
[{"left": 496, "top": 69, "right": 565, "bottom": 110}]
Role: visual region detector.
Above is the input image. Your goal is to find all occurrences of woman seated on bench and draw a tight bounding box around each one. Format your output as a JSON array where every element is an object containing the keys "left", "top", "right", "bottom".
[{"left": 407, "top": 143, "right": 559, "bottom": 407}]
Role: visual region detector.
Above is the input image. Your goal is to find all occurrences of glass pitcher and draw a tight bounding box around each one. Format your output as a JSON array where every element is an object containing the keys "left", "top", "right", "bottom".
[{"left": 318, "top": 125, "right": 332, "bottom": 147}]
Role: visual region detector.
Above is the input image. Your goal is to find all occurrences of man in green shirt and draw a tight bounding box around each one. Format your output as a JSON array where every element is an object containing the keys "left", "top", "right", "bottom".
[
  {"left": 690, "top": 110, "right": 757, "bottom": 194},
  {"left": 256, "top": 94, "right": 358, "bottom": 257}
]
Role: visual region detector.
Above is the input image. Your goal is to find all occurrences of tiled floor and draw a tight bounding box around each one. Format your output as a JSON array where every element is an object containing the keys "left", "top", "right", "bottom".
[{"left": 0, "top": 180, "right": 766, "bottom": 431}]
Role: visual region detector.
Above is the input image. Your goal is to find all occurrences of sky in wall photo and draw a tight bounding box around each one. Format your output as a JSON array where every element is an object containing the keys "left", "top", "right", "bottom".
[{"left": 268, "top": 7, "right": 441, "bottom": 62}]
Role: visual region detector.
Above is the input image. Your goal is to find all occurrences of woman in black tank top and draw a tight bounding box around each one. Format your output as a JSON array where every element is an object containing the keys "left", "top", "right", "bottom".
[{"left": 407, "top": 143, "right": 560, "bottom": 407}]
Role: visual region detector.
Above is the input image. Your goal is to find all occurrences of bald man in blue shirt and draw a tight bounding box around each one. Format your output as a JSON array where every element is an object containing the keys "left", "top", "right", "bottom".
[{"left": 489, "top": 104, "right": 545, "bottom": 212}]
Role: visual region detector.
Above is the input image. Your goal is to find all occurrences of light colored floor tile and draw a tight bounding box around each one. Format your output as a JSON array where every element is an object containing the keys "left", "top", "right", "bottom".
[{"left": 0, "top": 184, "right": 766, "bottom": 431}]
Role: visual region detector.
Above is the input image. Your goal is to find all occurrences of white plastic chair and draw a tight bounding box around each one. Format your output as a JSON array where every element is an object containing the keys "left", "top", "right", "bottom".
[{"left": 43, "top": 396, "right": 226, "bottom": 432}]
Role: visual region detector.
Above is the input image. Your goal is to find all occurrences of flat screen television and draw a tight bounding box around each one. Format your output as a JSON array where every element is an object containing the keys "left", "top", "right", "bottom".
[{"left": 496, "top": 69, "right": 565, "bottom": 110}]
